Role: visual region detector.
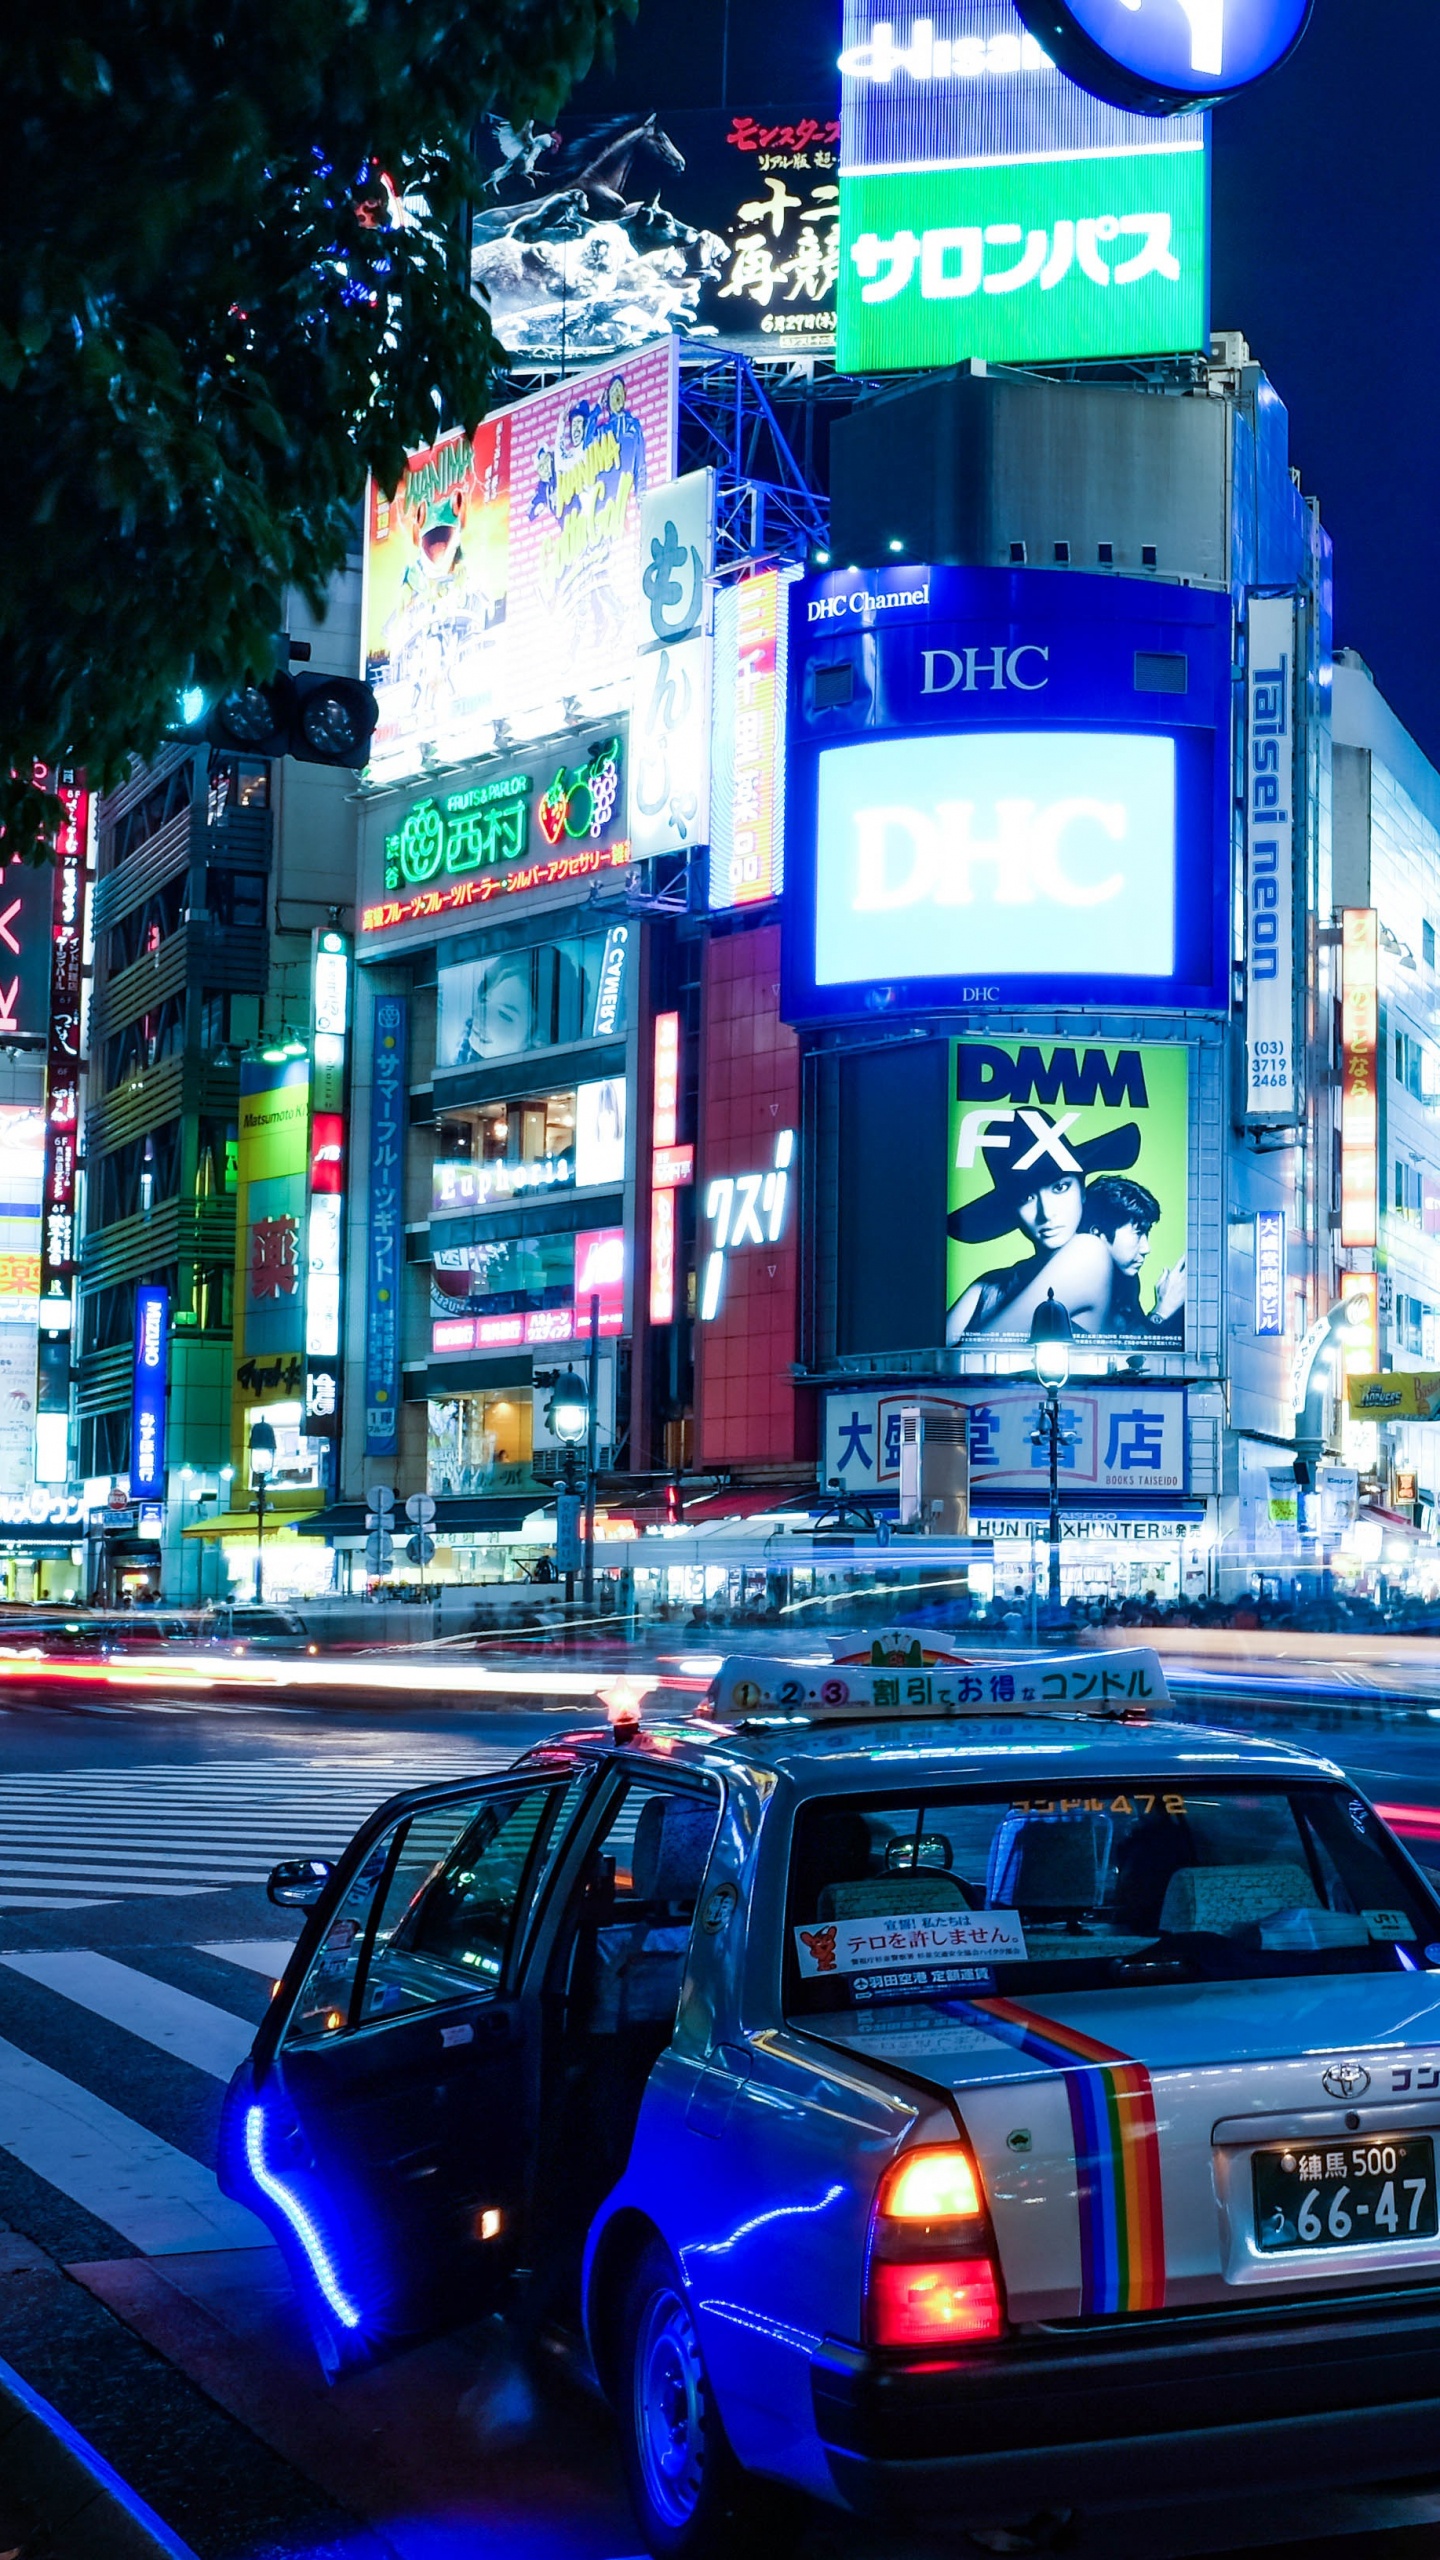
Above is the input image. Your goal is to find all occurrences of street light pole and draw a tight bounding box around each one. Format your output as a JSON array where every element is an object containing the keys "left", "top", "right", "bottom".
[
  {"left": 544, "top": 1370, "right": 589, "bottom": 1623},
  {"left": 1029, "top": 1290, "right": 1074, "bottom": 1619},
  {"left": 1043, "top": 1387, "right": 1063, "bottom": 1609},
  {"left": 248, "top": 1419, "right": 276, "bottom": 1605}
]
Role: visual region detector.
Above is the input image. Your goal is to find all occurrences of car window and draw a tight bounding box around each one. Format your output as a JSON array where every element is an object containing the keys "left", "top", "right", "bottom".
[
  {"left": 356, "top": 1778, "right": 586, "bottom": 2024},
  {"left": 785, "top": 1782, "right": 1440, "bottom": 2015},
  {"left": 284, "top": 1827, "right": 410, "bottom": 2044},
  {"left": 555, "top": 1778, "right": 721, "bottom": 2038},
  {"left": 283, "top": 1788, "right": 572, "bottom": 2045}
]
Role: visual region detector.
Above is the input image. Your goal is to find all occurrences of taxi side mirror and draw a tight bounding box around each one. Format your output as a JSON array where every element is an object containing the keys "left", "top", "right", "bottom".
[{"left": 267, "top": 1857, "right": 334, "bottom": 1909}]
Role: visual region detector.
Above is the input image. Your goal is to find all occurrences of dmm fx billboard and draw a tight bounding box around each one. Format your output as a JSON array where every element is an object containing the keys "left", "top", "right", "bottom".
[
  {"left": 231, "top": 1055, "right": 310, "bottom": 1458},
  {"left": 783, "top": 564, "right": 1230, "bottom": 1020},
  {"left": 948, "top": 1039, "right": 1189, "bottom": 1351},
  {"left": 837, "top": 0, "right": 1207, "bottom": 373},
  {"left": 1244, "top": 593, "right": 1298, "bottom": 1122},
  {"left": 826, "top": 1383, "right": 1187, "bottom": 1499}
]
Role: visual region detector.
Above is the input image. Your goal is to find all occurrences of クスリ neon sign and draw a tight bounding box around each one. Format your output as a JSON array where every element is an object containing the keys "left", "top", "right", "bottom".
[{"left": 700, "top": 1131, "right": 796, "bottom": 1321}]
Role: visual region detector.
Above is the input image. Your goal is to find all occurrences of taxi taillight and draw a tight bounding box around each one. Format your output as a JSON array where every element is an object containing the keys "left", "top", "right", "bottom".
[{"left": 865, "top": 2143, "right": 1006, "bottom": 2349}]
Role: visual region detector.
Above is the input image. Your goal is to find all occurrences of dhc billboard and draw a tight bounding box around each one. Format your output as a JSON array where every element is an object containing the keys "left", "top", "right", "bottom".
[{"left": 782, "top": 564, "right": 1231, "bottom": 1023}]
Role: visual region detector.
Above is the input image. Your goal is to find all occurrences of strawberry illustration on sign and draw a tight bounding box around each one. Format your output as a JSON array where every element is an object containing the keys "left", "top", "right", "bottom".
[{"left": 537, "top": 739, "right": 623, "bottom": 845}]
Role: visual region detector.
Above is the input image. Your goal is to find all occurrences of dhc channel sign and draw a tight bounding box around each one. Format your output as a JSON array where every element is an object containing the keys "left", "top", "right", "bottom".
[{"left": 783, "top": 563, "right": 1231, "bottom": 1024}]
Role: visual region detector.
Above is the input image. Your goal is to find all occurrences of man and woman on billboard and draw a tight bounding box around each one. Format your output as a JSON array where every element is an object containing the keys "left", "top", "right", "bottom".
[{"left": 946, "top": 1039, "right": 1188, "bottom": 1347}]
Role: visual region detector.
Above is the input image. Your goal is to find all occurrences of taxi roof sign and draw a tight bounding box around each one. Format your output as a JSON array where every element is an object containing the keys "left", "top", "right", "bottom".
[{"left": 703, "top": 1649, "right": 1169, "bottom": 1727}]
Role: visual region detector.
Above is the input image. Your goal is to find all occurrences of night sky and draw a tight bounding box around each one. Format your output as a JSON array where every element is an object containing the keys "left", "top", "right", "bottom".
[{"left": 579, "top": 0, "right": 1440, "bottom": 761}]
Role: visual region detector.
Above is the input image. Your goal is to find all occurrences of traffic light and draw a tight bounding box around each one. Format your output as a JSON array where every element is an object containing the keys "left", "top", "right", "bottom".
[
  {"left": 171, "top": 656, "right": 378, "bottom": 769},
  {"left": 664, "top": 1480, "right": 683, "bottom": 1526}
]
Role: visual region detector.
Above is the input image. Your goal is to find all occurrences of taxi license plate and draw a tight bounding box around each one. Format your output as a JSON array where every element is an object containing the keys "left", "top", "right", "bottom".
[{"left": 1253, "top": 2134, "right": 1438, "bottom": 2251}]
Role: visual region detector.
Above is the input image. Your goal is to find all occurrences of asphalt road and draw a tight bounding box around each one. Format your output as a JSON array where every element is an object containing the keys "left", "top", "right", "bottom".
[{"left": 4, "top": 1667, "right": 1440, "bottom": 2560}]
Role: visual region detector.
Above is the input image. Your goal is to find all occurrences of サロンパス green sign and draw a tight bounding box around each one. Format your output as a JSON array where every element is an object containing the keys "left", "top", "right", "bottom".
[{"left": 839, "top": 143, "right": 1207, "bottom": 371}]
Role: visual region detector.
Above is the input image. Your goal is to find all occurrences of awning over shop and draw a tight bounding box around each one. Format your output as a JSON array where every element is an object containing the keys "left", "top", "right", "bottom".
[
  {"left": 183, "top": 1496, "right": 324, "bottom": 1539},
  {"left": 677, "top": 1487, "right": 819, "bottom": 1525},
  {"left": 292, "top": 1489, "right": 555, "bottom": 1540}
]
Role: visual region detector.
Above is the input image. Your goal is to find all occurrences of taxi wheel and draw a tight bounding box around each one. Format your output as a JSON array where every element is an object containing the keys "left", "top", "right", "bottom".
[{"left": 618, "top": 2241, "right": 791, "bottom": 2559}]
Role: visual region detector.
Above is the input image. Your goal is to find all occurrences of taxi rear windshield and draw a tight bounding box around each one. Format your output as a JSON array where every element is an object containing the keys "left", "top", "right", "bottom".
[{"left": 785, "top": 1783, "right": 1440, "bottom": 2011}]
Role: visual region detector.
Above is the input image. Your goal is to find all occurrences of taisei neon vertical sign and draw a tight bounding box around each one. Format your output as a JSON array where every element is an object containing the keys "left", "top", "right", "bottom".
[
  {"left": 1341, "top": 908, "right": 1379, "bottom": 1248},
  {"left": 648, "top": 1011, "right": 693, "bottom": 1325}
]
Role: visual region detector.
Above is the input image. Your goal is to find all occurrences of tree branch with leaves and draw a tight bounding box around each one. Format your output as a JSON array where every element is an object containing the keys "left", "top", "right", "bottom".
[{"left": 0, "top": 0, "right": 632, "bottom": 854}]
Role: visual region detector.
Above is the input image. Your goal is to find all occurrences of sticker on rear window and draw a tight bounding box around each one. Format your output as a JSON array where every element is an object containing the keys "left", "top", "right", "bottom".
[
  {"left": 794, "top": 1909, "right": 1027, "bottom": 1979},
  {"left": 1364, "top": 1909, "right": 1417, "bottom": 1940}
]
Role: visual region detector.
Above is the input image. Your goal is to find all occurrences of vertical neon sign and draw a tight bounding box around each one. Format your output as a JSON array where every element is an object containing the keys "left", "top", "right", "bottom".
[
  {"left": 305, "top": 933, "right": 348, "bottom": 1441},
  {"left": 35, "top": 768, "right": 88, "bottom": 1479},
  {"left": 131, "top": 1286, "right": 169, "bottom": 1497},
  {"left": 648, "top": 1012, "right": 693, "bottom": 1325},
  {"left": 365, "top": 995, "right": 407, "bottom": 1455},
  {"left": 1340, "top": 908, "right": 1378, "bottom": 1249}
]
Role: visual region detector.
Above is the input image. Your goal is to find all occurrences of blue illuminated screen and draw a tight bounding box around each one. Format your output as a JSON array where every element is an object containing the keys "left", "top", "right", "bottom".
[{"left": 813, "top": 729, "right": 1176, "bottom": 989}]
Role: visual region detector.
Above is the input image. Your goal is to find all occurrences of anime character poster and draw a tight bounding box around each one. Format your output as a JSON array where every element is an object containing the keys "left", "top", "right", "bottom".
[
  {"left": 947, "top": 1040, "right": 1189, "bottom": 1350},
  {"left": 363, "top": 413, "right": 511, "bottom": 774},
  {"left": 507, "top": 340, "right": 678, "bottom": 713}
]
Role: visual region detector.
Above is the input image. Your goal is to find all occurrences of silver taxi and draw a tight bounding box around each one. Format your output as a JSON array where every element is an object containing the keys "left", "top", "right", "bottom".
[{"left": 218, "top": 1649, "right": 1440, "bottom": 2556}]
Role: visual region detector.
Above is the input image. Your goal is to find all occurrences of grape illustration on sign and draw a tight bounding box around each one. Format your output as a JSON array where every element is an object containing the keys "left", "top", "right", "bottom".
[{"left": 1014, "top": 0, "right": 1312, "bottom": 110}]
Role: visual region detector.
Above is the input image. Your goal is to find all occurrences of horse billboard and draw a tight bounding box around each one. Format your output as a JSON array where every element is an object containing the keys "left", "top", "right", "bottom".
[{"left": 471, "top": 108, "right": 839, "bottom": 365}]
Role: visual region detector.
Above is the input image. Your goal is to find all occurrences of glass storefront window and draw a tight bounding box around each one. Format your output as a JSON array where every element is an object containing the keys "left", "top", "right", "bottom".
[
  {"left": 429, "top": 1391, "right": 534, "bottom": 1495},
  {"left": 433, "top": 1092, "right": 577, "bottom": 1215},
  {"left": 431, "top": 1232, "right": 574, "bottom": 1321}
]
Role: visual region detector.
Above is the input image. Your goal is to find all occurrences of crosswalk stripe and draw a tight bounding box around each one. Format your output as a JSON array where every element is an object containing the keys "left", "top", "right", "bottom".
[
  {"left": 0, "top": 2030, "right": 268, "bottom": 2253},
  {"left": 0, "top": 1953, "right": 254, "bottom": 2081},
  {"left": 0, "top": 1752, "right": 512, "bottom": 1907},
  {"left": 200, "top": 1942, "right": 297, "bottom": 1978},
  {"left": 0, "top": 1895, "right": 106, "bottom": 1910}
]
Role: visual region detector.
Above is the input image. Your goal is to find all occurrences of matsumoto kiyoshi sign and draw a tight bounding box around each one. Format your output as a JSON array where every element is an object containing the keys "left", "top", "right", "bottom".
[
  {"left": 947, "top": 1039, "right": 1189, "bottom": 1351},
  {"left": 825, "top": 1383, "right": 1188, "bottom": 1497},
  {"left": 1012, "top": 0, "right": 1312, "bottom": 111}
]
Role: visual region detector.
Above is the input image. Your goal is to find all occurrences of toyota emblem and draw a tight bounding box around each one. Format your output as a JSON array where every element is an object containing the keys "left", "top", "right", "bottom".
[{"left": 1321, "top": 2062, "right": 1371, "bottom": 2102}]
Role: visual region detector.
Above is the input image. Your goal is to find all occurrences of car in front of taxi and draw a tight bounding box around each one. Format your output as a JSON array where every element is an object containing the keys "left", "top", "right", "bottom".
[{"left": 218, "top": 1648, "right": 1440, "bottom": 2557}]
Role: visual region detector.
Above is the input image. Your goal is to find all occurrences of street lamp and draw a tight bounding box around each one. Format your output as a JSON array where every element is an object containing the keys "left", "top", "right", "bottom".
[
  {"left": 546, "top": 1371, "right": 588, "bottom": 1608},
  {"left": 248, "top": 1419, "right": 276, "bottom": 1603},
  {"left": 1029, "top": 1290, "right": 1074, "bottom": 1614}
]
